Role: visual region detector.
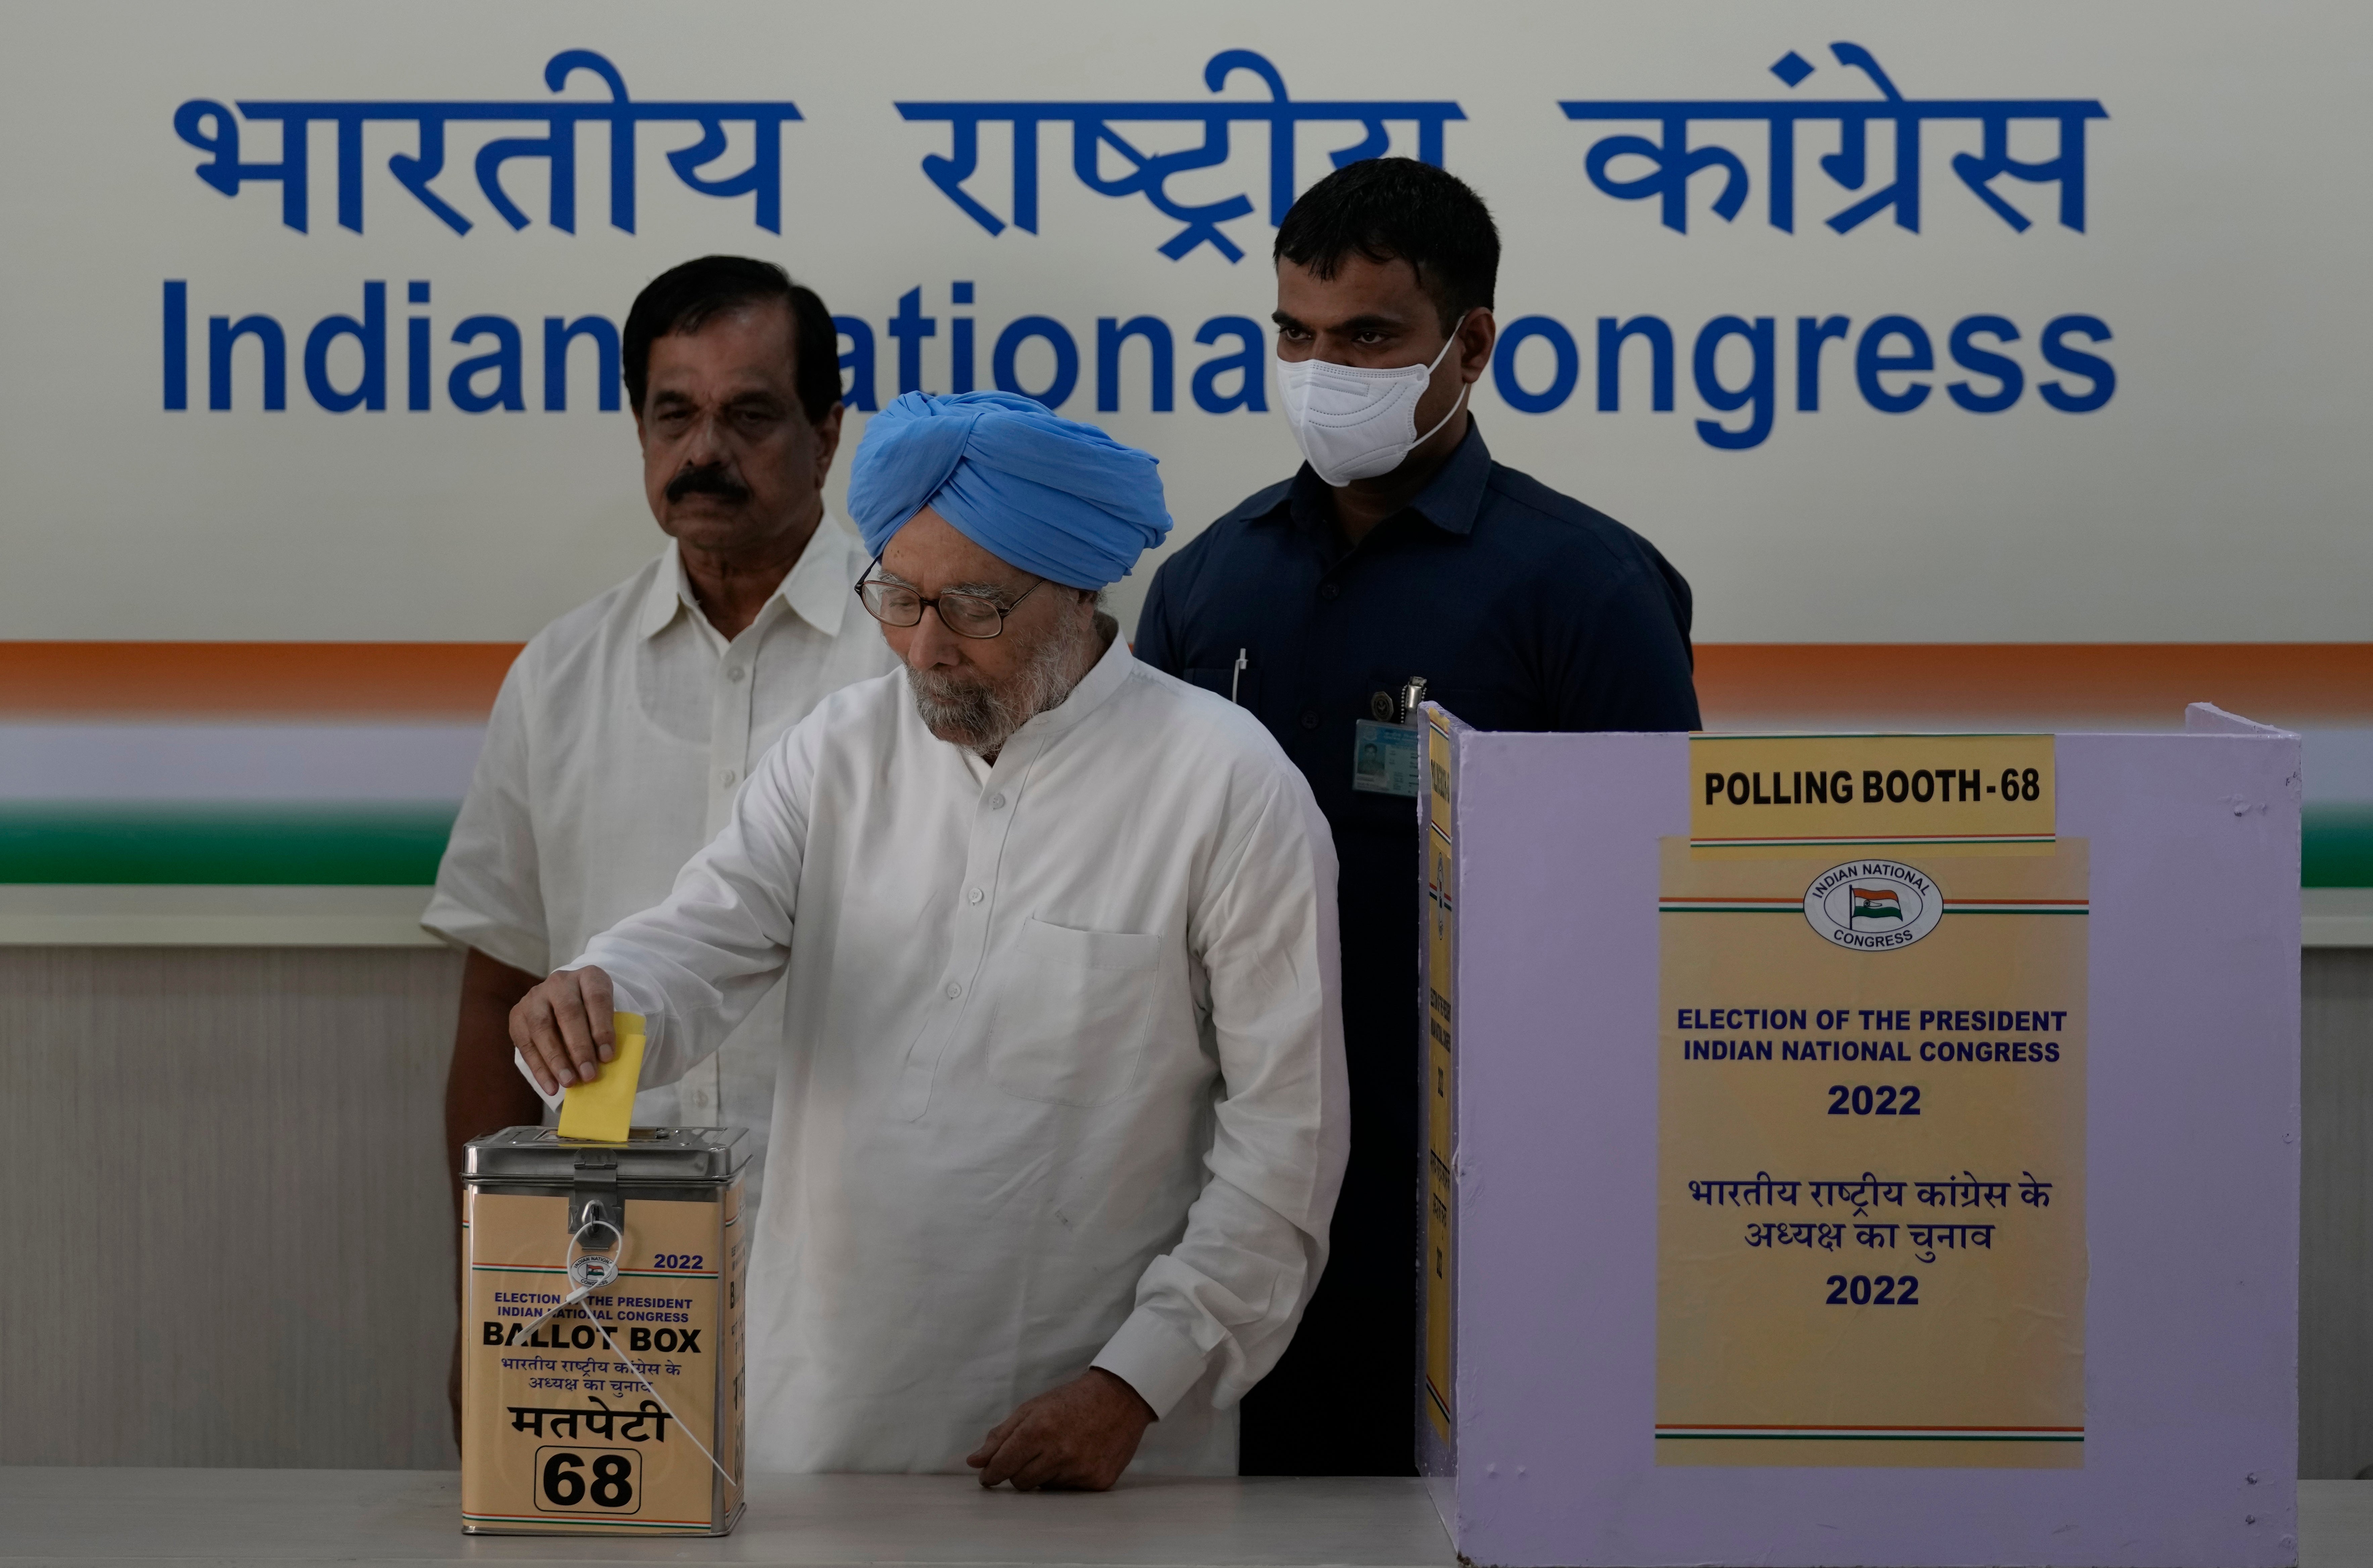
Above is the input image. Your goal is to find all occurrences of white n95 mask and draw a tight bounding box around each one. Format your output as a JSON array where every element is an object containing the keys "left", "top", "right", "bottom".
[{"left": 1277, "top": 316, "right": 1471, "bottom": 487}]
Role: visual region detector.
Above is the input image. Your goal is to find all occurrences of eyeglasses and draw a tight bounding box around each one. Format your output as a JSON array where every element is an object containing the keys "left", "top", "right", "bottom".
[{"left": 855, "top": 559, "right": 1048, "bottom": 640}]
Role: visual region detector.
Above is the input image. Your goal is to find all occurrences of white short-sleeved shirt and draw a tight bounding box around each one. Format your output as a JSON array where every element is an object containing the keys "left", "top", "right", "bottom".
[
  {"left": 574, "top": 634, "right": 1351, "bottom": 1473},
  {"left": 423, "top": 518, "right": 899, "bottom": 1198}
]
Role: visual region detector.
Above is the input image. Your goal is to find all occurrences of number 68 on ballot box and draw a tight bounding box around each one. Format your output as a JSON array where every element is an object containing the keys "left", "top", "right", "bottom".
[{"left": 461, "top": 1124, "right": 748, "bottom": 1536}]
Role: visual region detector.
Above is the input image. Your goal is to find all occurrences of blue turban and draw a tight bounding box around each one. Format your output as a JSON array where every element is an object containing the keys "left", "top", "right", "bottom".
[{"left": 846, "top": 392, "right": 1172, "bottom": 590}]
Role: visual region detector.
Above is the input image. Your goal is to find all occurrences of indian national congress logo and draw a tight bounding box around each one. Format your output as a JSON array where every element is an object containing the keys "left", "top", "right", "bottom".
[{"left": 1804, "top": 861, "right": 1942, "bottom": 951}]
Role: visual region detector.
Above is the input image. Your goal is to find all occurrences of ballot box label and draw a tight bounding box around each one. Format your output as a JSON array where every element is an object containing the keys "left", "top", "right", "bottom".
[
  {"left": 462, "top": 1185, "right": 745, "bottom": 1531},
  {"left": 1656, "top": 741, "right": 2086, "bottom": 1468}
]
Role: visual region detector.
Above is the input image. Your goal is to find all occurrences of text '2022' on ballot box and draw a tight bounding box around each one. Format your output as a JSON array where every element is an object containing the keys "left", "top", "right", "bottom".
[
  {"left": 1414, "top": 704, "right": 2300, "bottom": 1568},
  {"left": 461, "top": 1126, "right": 747, "bottom": 1536}
]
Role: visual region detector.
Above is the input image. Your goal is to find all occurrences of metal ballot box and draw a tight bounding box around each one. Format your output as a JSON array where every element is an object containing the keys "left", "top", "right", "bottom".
[{"left": 460, "top": 1127, "right": 747, "bottom": 1537}]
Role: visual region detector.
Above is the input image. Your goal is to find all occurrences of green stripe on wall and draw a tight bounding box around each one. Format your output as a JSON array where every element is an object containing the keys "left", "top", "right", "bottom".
[
  {"left": 0, "top": 805, "right": 458, "bottom": 885},
  {"left": 2306, "top": 804, "right": 2373, "bottom": 888},
  {"left": 1, "top": 802, "right": 2369, "bottom": 888}
]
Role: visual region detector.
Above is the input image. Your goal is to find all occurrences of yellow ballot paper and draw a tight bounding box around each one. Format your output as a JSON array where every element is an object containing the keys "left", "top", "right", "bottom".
[{"left": 555, "top": 1013, "right": 646, "bottom": 1143}]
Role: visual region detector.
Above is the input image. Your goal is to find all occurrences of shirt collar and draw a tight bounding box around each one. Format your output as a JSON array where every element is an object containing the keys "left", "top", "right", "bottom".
[
  {"left": 778, "top": 513, "right": 857, "bottom": 638},
  {"left": 635, "top": 512, "right": 858, "bottom": 644},
  {"left": 1280, "top": 418, "right": 1493, "bottom": 540},
  {"left": 635, "top": 546, "right": 694, "bottom": 641}
]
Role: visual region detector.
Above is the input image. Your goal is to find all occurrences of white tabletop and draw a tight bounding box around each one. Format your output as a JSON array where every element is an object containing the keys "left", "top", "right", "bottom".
[
  {"left": 3, "top": 1469, "right": 2365, "bottom": 1567},
  {"left": 0, "top": 1469, "right": 1452, "bottom": 1567}
]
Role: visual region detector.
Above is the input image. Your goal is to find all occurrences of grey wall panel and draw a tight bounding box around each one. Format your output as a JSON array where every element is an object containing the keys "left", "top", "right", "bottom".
[
  {"left": 0, "top": 946, "right": 463, "bottom": 1469},
  {"left": 3, "top": 943, "right": 2370, "bottom": 1474},
  {"left": 2303, "top": 947, "right": 2373, "bottom": 1479}
]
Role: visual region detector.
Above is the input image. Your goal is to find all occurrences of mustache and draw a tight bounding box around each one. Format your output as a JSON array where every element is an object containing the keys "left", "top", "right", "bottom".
[
  {"left": 664, "top": 463, "right": 751, "bottom": 504},
  {"left": 907, "top": 665, "right": 1024, "bottom": 753},
  {"left": 904, "top": 607, "right": 1096, "bottom": 755}
]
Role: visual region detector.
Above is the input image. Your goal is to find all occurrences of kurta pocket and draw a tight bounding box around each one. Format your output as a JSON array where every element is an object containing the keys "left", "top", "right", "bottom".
[{"left": 987, "top": 916, "right": 1163, "bottom": 1107}]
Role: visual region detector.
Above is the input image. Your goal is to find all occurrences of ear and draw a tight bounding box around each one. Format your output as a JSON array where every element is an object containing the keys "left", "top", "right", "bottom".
[
  {"left": 1456, "top": 309, "right": 1497, "bottom": 386},
  {"left": 810, "top": 402, "right": 846, "bottom": 489}
]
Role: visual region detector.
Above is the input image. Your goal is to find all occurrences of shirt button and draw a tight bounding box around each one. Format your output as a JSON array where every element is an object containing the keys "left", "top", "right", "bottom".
[
  {"left": 726, "top": 666, "right": 746, "bottom": 683},
  {"left": 988, "top": 793, "right": 1007, "bottom": 811},
  {"left": 968, "top": 887, "right": 985, "bottom": 905},
  {"left": 1299, "top": 709, "right": 1321, "bottom": 731},
  {"left": 1319, "top": 582, "right": 1340, "bottom": 602},
  {"left": 944, "top": 981, "right": 963, "bottom": 999},
  {"left": 718, "top": 768, "right": 738, "bottom": 787}
]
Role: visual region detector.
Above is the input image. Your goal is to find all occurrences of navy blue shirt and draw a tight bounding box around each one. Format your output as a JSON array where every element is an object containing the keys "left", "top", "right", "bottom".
[
  {"left": 1136, "top": 420, "right": 1700, "bottom": 870},
  {"left": 1133, "top": 422, "right": 1699, "bottom": 1471}
]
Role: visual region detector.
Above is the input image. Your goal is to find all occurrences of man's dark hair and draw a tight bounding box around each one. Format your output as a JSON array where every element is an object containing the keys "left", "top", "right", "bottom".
[
  {"left": 1274, "top": 158, "right": 1499, "bottom": 334},
  {"left": 622, "top": 255, "right": 840, "bottom": 423}
]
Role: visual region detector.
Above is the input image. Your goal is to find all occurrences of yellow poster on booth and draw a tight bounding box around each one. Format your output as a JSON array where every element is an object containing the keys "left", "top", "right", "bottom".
[{"left": 1656, "top": 736, "right": 2086, "bottom": 1468}]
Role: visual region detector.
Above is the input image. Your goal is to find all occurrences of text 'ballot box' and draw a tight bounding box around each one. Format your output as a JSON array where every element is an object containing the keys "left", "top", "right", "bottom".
[{"left": 1414, "top": 704, "right": 2299, "bottom": 1568}]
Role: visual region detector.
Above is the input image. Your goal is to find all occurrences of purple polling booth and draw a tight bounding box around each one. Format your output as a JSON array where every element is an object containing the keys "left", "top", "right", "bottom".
[{"left": 1415, "top": 704, "right": 2300, "bottom": 1568}]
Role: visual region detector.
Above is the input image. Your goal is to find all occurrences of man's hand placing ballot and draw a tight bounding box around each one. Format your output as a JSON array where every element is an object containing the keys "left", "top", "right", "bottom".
[
  {"left": 967, "top": 1369, "right": 1155, "bottom": 1491},
  {"left": 511, "top": 966, "right": 618, "bottom": 1095}
]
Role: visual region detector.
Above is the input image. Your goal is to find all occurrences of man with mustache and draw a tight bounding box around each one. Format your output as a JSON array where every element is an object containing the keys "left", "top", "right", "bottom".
[
  {"left": 511, "top": 391, "right": 1349, "bottom": 1485},
  {"left": 428, "top": 257, "right": 897, "bottom": 1321}
]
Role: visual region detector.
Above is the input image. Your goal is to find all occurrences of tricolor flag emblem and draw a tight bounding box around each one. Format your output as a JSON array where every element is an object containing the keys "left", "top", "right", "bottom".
[
  {"left": 1803, "top": 860, "right": 1946, "bottom": 950},
  {"left": 1849, "top": 886, "right": 1903, "bottom": 928}
]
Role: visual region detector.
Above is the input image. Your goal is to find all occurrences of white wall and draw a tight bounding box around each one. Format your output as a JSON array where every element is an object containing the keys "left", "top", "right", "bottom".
[{"left": 3, "top": 0, "right": 2367, "bottom": 643}]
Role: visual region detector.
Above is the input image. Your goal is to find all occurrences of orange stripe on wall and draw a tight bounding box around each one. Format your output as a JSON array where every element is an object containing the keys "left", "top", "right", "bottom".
[
  {"left": 2, "top": 642, "right": 2368, "bottom": 726},
  {"left": 0, "top": 643, "right": 521, "bottom": 719}
]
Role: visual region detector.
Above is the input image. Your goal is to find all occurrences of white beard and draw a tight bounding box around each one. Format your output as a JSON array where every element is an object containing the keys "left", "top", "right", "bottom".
[{"left": 905, "top": 610, "right": 1097, "bottom": 757}]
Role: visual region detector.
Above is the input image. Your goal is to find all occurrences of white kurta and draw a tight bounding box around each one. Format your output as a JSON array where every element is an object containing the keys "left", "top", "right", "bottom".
[
  {"left": 573, "top": 632, "right": 1349, "bottom": 1473},
  {"left": 423, "top": 522, "right": 898, "bottom": 1201}
]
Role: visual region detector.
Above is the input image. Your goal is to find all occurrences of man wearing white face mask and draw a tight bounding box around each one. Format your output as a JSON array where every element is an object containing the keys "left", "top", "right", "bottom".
[{"left": 1136, "top": 157, "right": 1701, "bottom": 1477}]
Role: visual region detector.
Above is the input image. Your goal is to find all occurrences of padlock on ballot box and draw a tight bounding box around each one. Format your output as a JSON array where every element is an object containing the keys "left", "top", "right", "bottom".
[{"left": 460, "top": 1126, "right": 747, "bottom": 1536}]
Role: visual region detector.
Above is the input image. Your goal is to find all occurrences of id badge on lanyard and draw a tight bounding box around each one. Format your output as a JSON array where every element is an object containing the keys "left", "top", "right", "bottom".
[
  {"left": 1351, "top": 676, "right": 1429, "bottom": 798},
  {"left": 1352, "top": 720, "right": 1421, "bottom": 796}
]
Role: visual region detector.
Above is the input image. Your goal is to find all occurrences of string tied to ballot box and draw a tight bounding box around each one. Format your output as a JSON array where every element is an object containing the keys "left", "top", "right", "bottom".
[{"left": 516, "top": 1209, "right": 737, "bottom": 1490}]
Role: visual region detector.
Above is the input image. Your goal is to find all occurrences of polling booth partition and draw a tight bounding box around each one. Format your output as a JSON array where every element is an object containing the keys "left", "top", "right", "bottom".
[{"left": 1416, "top": 703, "right": 2301, "bottom": 1568}]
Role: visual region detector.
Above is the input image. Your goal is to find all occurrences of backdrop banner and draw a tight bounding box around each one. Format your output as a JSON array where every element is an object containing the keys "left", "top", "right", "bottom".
[{"left": 2, "top": 2, "right": 2367, "bottom": 891}]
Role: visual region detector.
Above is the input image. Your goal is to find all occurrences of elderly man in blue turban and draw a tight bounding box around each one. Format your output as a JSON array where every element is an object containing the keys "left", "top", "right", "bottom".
[{"left": 512, "top": 392, "right": 1349, "bottom": 1488}]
